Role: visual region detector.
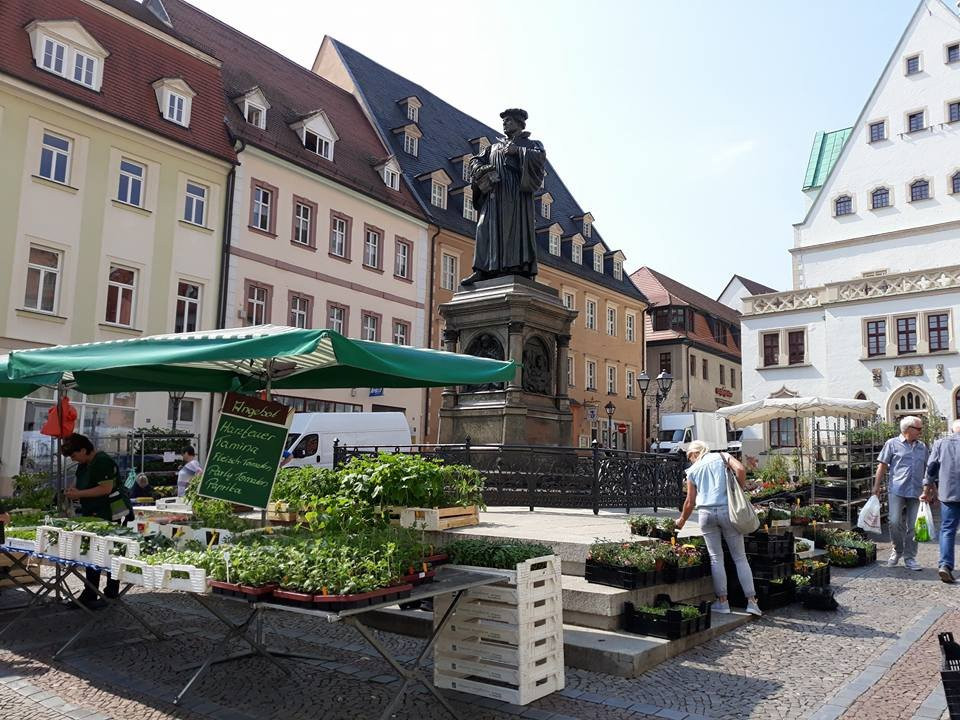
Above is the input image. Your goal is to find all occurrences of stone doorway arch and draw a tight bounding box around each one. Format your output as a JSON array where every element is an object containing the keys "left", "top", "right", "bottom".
[{"left": 887, "top": 384, "right": 929, "bottom": 423}]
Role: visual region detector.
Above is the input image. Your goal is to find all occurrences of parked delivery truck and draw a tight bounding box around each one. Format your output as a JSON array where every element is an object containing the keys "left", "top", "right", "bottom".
[
  {"left": 283, "top": 412, "right": 412, "bottom": 468},
  {"left": 653, "top": 412, "right": 728, "bottom": 454}
]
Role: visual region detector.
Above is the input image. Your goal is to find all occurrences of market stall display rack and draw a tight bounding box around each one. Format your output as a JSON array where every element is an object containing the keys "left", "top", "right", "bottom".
[{"left": 432, "top": 555, "right": 565, "bottom": 706}]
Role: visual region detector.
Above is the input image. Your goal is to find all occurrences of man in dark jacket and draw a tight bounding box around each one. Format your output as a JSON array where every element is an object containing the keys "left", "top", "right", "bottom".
[{"left": 924, "top": 420, "right": 960, "bottom": 584}]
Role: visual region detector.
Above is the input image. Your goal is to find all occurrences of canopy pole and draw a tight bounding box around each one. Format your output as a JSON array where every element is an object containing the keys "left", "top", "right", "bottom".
[
  {"left": 56, "top": 381, "right": 66, "bottom": 515},
  {"left": 261, "top": 368, "right": 272, "bottom": 528}
]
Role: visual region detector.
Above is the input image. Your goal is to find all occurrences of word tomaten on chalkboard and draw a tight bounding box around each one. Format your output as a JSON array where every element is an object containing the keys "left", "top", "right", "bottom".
[{"left": 198, "top": 392, "right": 294, "bottom": 509}]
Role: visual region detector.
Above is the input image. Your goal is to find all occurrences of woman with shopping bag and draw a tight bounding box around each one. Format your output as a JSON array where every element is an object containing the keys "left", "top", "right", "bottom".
[{"left": 675, "top": 441, "right": 762, "bottom": 617}]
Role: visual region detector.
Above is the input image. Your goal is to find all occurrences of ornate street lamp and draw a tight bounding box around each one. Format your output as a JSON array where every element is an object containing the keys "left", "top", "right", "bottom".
[
  {"left": 637, "top": 371, "right": 651, "bottom": 450},
  {"left": 168, "top": 390, "right": 187, "bottom": 432},
  {"left": 604, "top": 401, "right": 616, "bottom": 449},
  {"left": 652, "top": 371, "right": 673, "bottom": 452}
]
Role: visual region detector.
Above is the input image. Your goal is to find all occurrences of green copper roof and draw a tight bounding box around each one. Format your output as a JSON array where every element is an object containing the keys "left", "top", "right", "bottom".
[{"left": 802, "top": 127, "right": 852, "bottom": 191}]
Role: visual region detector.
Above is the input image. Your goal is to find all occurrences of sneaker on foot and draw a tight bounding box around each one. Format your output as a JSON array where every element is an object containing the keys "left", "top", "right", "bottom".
[
  {"left": 713, "top": 601, "right": 731, "bottom": 614},
  {"left": 887, "top": 552, "right": 901, "bottom": 567},
  {"left": 745, "top": 600, "right": 763, "bottom": 617},
  {"left": 904, "top": 558, "right": 922, "bottom": 571},
  {"left": 940, "top": 566, "right": 955, "bottom": 584}
]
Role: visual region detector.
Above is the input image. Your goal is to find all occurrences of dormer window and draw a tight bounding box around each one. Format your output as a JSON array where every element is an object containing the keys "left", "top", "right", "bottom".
[
  {"left": 462, "top": 155, "right": 472, "bottom": 182},
  {"left": 572, "top": 242, "right": 582, "bottom": 265},
  {"left": 402, "top": 96, "right": 421, "bottom": 123},
  {"left": 540, "top": 192, "right": 552, "bottom": 219},
  {"left": 613, "top": 260, "right": 623, "bottom": 281},
  {"left": 246, "top": 104, "right": 264, "bottom": 127},
  {"left": 28, "top": 21, "right": 109, "bottom": 92},
  {"left": 384, "top": 166, "right": 400, "bottom": 190},
  {"left": 549, "top": 231, "right": 560, "bottom": 256},
  {"left": 404, "top": 133, "right": 418, "bottom": 156},
  {"left": 305, "top": 130, "right": 331, "bottom": 159},
  {"left": 463, "top": 189, "right": 476, "bottom": 221},
  {"left": 593, "top": 248, "right": 603, "bottom": 273},
  {"left": 235, "top": 88, "right": 270, "bottom": 130},
  {"left": 431, "top": 180, "right": 447, "bottom": 209},
  {"left": 152, "top": 78, "right": 195, "bottom": 128},
  {"left": 291, "top": 110, "right": 338, "bottom": 161}
]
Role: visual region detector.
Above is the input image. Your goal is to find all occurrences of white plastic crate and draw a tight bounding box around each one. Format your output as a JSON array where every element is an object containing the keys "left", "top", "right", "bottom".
[
  {"left": 110, "top": 556, "right": 157, "bottom": 589},
  {"left": 156, "top": 563, "right": 207, "bottom": 593},
  {"left": 442, "top": 594, "right": 562, "bottom": 626},
  {"left": 5, "top": 537, "right": 37, "bottom": 553},
  {"left": 191, "top": 527, "right": 233, "bottom": 547},
  {"left": 98, "top": 536, "right": 140, "bottom": 567},
  {"left": 35, "top": 526, "right": 73, "bottom": 558},
  {"left": 434, "top": 631, "right": 560, "bottom": 667},
  {"left": 433, "top": 664, "right": 564, "bottom": 706},
  {"left": 156, "top": 496, "right": 191, "bottom": 511},
  {"left": 69, "top": 530, "right": 104, "bottom": 565}
]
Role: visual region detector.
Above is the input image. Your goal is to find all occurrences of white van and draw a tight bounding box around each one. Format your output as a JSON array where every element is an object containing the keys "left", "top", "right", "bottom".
[
  {"left": 653, "top": 412, "right": 729, "bottom": 454},
  {"left": 283, "top": 412, "right": 412, "bottom": 468}
]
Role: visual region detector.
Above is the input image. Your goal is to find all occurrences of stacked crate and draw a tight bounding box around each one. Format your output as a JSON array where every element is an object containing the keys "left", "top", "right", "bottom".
[
  {"left": 433, "top": 555, "right": 564, "bottom": 706},
  {"left": 726, "top": 531, "right": 795, "bottom": 610}
]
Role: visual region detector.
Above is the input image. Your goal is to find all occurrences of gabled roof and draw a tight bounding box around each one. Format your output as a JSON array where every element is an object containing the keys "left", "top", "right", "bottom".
[
  {"left": 1, "top": 0, "right": 235, "bottom": 163},
  {"left": 725, "top": 274, "right": 777, "bottom": 297},
  {"left": 801, "top": 127, "right": 852, "bottom": 191},
  {"left": 325, "top": 37, "right": 646, "bottom": 303},
  {"left": 161, "top": 0, "right": 424, "bottom": 219},
  {"left": 630, "top": 267, "right": 741, "bottom": 325}
]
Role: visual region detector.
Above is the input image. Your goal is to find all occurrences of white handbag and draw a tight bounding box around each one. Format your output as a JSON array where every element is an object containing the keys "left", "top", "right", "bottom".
[{"left": 725, "top": 455, "right": 760, "bottom": 535}]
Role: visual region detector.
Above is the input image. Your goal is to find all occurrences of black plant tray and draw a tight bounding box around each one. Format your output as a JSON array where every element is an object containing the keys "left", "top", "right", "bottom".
[
  {"left": 729, "top": 577, "right": 794, "bottom": 611},
  {"left": 745, "top": 559, "right": 792, "bottom": 581},
  {"left": 813, "top": 483, "right": 869, "bottom": 500},
  {"left": 585, "top": 559, "right": 659, "bottom": 590},
  {"left": 743, "top": 531, "right": 794, "bottom": 560},
  {"left": 622, "top": 594, "right": 712, "bottom": 640},
  {"left": 660, "top": 563, "right": 707, "bottom": 584},
  {"left": 795, "top": 563, "right": 830, "bottom": 587}
]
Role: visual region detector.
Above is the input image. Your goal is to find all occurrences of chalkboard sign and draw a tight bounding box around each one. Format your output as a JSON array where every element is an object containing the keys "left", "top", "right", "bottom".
[{"left": 198, "top": 393, "right": 293, "bottom": 509}]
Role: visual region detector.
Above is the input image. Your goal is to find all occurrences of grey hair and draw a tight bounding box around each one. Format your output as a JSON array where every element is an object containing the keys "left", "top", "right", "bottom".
[
  {"left": 952, "top": 419, "right": 960, "bottom": 433},
  {"left": 900, "top": 416, "right": 922, "bottom": 433},
  {"left": 686, "top": 440, "right": 710, "bottom": 462}
]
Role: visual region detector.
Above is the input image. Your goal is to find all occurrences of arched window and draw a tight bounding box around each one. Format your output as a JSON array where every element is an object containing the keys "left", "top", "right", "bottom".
[
  {"left": 854, "top": 391, "right": 867, "bottom": 400},
  {"left": 854, "top": 391, "right": 868, "bottom": 427},
  {"left": 910, "top": 179, "right": 930, "bottom": 202},
  {"left": 835, "top": 195, "right": 853, "bottom": 216},
  {"left": 871, "top": 187, "right": 890, "bottom": 209},
  {"left": 889, "top": 386, "right": 928, "bottom": 422}
]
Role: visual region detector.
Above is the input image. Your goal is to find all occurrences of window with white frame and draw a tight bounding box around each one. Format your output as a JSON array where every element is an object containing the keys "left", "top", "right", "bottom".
[
  {"left": 165, "top": 91, "right": 186, "bottom": 125},
  {"left": 606, "top": 365, "right": 617, "bottom": 394},
  {"left": 246, "top": 283, "right": 269, "bottom": 325},
  {"left": 39, "top": 131, "right": 70, "bottom": 184},
  {"left": 117, "top": 159, "right": 144, "bottom": 207},
  {"left": 289, "top": 295, "right": 310, "bottom": 328},
  {"left": 586, "top": 299, "right": 597, "bottom": 330},
  {"left": 330, "top": 216, "right": 347, "bottom": 257},
  {"left": 105, "top": 265, "right": 136, "bottom": 326},
  {"left": 626, "top": 369, "right": 636, "bottom": 398},
  {"left": 613, "top": 260, "right": 623, "bottom": 281},
  {"left": 462, "top": 157, "right": 472, "bottom": 182},
  {"left": 572, "top": 243, "right": 582, "bottom": 264},
  {"left": 431, "top": 180, "right": 447, "bottom": 209},
  {"left": 395, "top": 240, "right": 410, "bottom": 279},
  {"left": 245, "top": 102, "right": 265, "bottom": 128},
  {"left": 363, "top": 228, "right": 381, "bottom": 267},
  {"left": 294, "top": 202, "right": 312, "bottom": 246},
  {"left": 252, "top": 186, "right": 271, "bottom": 231},
  {"left": 563, "top": 292, "right": 575, "bottom": 311},
  {"left": 404, "top": 133, "right": 418, "bottom": 156},
  {"left": 583, "top": 218, "right": 592, "bottom": 237},
  {"left": 593, "top": 248, "right": 603, "bottom": 273},
  {"left": 607, "top": 306, "right": 617, "bottom": 336},
  {"left": 626, "top": 313, "right": 636, "bottom": 342},
  {"left": 327, "top": 304, "right": 345, "bottom": 333},
  {"left": 586, "top": 360, "right": 597, "bottom": 390},
  {"left": 304, "top": 130, "right": 332, "bottom": 160},
  {"left": 174, "top": 281, "right": 200, "bottom": 333},
  {"left": 383, "top": 166, "right": 400, "bottom": 190},
  {"left": 168, "top": 397, "right": 196, "bottom": 425},
  {"left": 441, "top": 253, "right": 458, "bottom": 291},
  {"left": 361, "top": 312, "right": 379, "bottom": 341},
  {"left": 72, "top": 51, "right": 96, "bottom": 89},
  {"left": 567, "top": 356, "right": 574, "bottom": 387},
  {"left": 542, "top": 197, "right": 551, "bottom": 219},
  {"left": 41, "top": 37, "right": 67, "bottom": 75},
  {"left": 392, "top": 320, "right": 409, "bottom": 345},
  {"left": 407, "top": 104, "right": 419, "bottom": 122},
  {"left": 183, "top": 181, "right": 206, "bottom": 226},
  {"left": 463, "top": 191, "right": 477, "bottom": 221},
  {"left": 549, "top": 232, "right": 560, "bottom": 256},
  {"left": 24, "top": 246, "right": 61, "bottom": 314}
]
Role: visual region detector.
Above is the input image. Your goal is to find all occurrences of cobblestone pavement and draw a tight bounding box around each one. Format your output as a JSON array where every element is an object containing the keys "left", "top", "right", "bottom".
[{"left": 0, "top": 537, "right": 957, "bottom": 720}]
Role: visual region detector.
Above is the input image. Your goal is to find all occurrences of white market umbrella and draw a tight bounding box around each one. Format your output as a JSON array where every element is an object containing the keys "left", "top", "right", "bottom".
[{"left": 716, "top": 397, "right": 879, "bottom": 429}]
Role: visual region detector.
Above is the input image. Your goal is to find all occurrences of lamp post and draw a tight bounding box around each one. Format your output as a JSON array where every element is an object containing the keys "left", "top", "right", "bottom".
[
  {"left": 604, "top": 401, "right": 616, "bottom": 449},
  {"left": 644, "top": 371, "right": 672, "bottom": 452},
  {"left": 637, "top": 371, "right": 650, "bottom": 451},
  {"left": 168, "top": 390, "right": 187, "bottom": 432}
]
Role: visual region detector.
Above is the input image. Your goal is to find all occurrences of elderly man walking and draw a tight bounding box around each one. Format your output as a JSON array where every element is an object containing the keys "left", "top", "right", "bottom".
[
  {"left": 923, "top": 419, "right": 960, "bottom": 584},
  {"left": 873, "top": 415, "right": 928, "bottom": 570}
]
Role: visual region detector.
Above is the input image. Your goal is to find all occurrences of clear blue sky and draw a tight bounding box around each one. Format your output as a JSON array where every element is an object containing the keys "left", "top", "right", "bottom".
[{"left": 189, "top": 0, "right": 921, "bottom": 298}]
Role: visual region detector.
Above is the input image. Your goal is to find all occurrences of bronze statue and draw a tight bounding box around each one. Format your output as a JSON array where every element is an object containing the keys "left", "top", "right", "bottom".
[{"left": 461, "top": 108, "right": 547, "bottom": 286}]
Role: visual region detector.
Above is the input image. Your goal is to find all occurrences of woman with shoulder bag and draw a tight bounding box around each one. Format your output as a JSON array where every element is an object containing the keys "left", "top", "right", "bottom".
[{"left": 675, "top": 441, "right": 762, "bottom": 616}]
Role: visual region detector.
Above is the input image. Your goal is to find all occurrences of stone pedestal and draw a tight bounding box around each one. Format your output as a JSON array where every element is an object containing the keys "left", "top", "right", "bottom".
[{"left": 438, "top": 276, "right": 577, "bottom": 446}]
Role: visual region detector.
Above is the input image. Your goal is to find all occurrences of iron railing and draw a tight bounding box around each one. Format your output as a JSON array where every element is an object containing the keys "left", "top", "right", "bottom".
[{"left": 332, "top": 440, "right": 688, "bottom": 514}]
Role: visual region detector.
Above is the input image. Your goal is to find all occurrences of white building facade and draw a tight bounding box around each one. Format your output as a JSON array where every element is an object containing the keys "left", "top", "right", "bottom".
[{"left": 740, "top": 0, "right": 960, "bottom": 458}]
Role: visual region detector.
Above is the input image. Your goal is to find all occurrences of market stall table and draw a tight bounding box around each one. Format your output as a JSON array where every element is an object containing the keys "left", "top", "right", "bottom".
[
  {"left": 0, "top": 544, "right": 166, "bottom": 658},
  {"left": 175, "top": 566, "right": 511, "bottom": 720}
]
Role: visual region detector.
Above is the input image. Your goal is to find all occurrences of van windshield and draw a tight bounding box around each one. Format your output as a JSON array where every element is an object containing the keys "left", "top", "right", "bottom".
[
  {"left": 284, "top": 433, "right": 300, "bottom": 451},
  {"left": 659, "top": 429, "right": 685, "bottom": 443}
]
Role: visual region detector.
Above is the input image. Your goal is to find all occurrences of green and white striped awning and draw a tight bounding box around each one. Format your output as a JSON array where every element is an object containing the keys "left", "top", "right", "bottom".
[{"left": 3, "top": 325, "right": 515, "bottom": 396}]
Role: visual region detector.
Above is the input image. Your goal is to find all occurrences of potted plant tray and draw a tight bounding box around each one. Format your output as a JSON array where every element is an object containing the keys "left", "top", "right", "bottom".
[
  {"left": 660, "top": 563, "right": 707, "bottom": 584},
  {"left": 399, "top": 569, "right": 436, "bottom": 586},
  {"left": 745, "top": 559, "right": 792, "bottom": 581},
  {"left": 729, "top": 577, "right": 794, "bottom": 611},
  {"left": 743, "top": 532, "right": 793, "bottom": 560},
  {"left": 423, "top": 553, "right": 449, "bottom": 567},
  {"left": 623, "top": 594, "right": 712, "bottom": 640},
  {"left": 584, "top": 559, "right": 659, "bottom": 590},
  {"left": 209, "top": 580, "right": 278, "bottom": 600},
  {"left": 396, "top": 505, "right": 479, "bottom": 531},
  {"left": 313, "top": 582, "right": 415, "bottom": 612},
  {"left": 796, "top": 563, "right": 830, "bottom": 587}
]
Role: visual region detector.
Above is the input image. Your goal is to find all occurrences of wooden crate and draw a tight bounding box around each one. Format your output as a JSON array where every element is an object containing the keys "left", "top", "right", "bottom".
[
  {"left": 266, "top": 502, "right": 300, "bottom": 523},
  {"left": 398, "top": 505, "right": 479, "bottom": 531}
]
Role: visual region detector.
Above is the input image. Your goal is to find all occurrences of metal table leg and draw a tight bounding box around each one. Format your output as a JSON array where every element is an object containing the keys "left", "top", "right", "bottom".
[
  {"left": 345, "top": 589, "right": 466, "bottom": 720},
  {"left": 0, "top": 551, "right": 62, "bottom": 634}
]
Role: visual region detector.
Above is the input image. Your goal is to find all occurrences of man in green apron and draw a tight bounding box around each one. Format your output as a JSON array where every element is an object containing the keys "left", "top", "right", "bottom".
[{"left": 62, "top": 433, "right": 130, "bottom": 607}]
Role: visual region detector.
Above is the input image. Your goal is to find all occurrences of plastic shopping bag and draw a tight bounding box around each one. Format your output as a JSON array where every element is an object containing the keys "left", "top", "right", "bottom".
[
  {"left": 858, "top": 494, "right": 882, "bottom": 535},
  {"left": 915, "top": 501, "right": 936, "bottom": 542}
]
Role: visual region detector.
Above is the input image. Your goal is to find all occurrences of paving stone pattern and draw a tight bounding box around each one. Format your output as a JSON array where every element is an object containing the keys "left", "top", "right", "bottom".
[{"left": 0, "top": 539, "right": 957, "bottom": 719}]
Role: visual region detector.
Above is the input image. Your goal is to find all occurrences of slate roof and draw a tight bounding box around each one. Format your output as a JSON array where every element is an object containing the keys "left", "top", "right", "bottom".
[
  {"left": 0, "top": 0, "right": 235, "bottom": 163},
  {"left": 731, "top": 274, "right": 777, "bottom": 296},
  {"left": 328, "top": 38, "right": 647, "bottom": 304},
  {"left": 630, "top": 267, "right": 741, "bottom": 325},
  {"left": 161, "top": 1, "right": 424, "bottom": 219},
  {"left": 802, "top": 127, "right": 852, "bottom": 191}
]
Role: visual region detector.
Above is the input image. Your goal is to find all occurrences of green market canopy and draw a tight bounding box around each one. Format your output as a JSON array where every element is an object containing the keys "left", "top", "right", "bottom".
[{"left": 4, "top": 325, "right": 516, "bottom": 395}]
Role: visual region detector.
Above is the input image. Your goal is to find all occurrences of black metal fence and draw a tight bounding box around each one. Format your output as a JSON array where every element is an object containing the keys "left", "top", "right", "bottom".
[{"left": 332, "top": 441, "right": 688, "bottom": 514}]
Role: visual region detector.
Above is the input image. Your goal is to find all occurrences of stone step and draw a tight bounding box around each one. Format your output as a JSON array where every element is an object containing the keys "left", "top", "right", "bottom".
[{"left": 362, "top": 605, "right": 753, "bottom": 679}]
